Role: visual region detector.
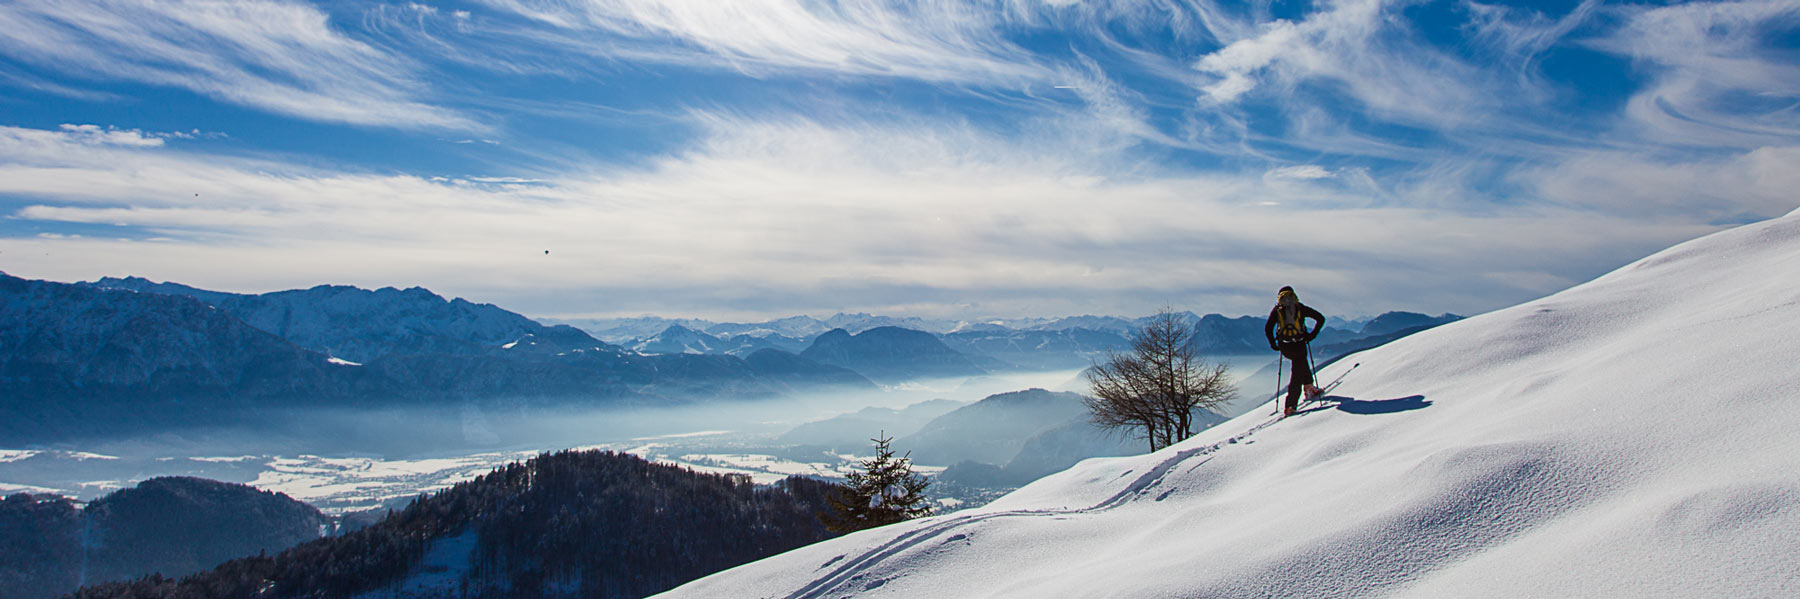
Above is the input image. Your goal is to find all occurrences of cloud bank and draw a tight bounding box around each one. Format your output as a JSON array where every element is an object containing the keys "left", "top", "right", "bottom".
[{"left": 0, "top": 117, "right": 1731, "bottom": 320}]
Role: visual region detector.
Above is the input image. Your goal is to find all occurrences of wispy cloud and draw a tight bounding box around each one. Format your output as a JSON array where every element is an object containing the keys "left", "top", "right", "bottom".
[
  {"left": 1591, "top": 0, "right": 1800, "bottom": 147},
  {"left": 0, "top": 0, "right": 476, "bottom": 130},
  {"left": 471, "top": 0, "right": 1054, "bottom": 84},
  {"left": 52, "top": 124, "right": 167, "bottom": 147},
  {"left": 1466, "top": 0, "right": 1604, "bottom": 70},
  {"left": 1190, "top": 0, "right": 1496, "bottom": 129},
  {"left": 1523, "top": 145, "right": 1800, "bottom": 222},
  {"left": 1265, "top": 165, "right": 1334, "bottom": 181},
  {"left": 0, "top": 118, "right": 1729, "bottom": 319}
]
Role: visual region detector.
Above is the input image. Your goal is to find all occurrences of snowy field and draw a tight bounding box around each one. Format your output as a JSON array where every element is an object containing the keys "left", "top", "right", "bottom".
[
  {"left": 658, "top": 210, "right": 1800, "bottom": 598},
  {"left": 0, "top": 434, "right": 895, "bottom": 514},
  {"left": 0, "top": 430, "right": 918, "bottom": 514}
]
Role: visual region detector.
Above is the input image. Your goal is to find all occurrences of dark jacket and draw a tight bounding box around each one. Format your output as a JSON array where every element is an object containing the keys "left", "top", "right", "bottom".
[{"left": 1265, "top": 302, "right": 1325, "bottom": 349}]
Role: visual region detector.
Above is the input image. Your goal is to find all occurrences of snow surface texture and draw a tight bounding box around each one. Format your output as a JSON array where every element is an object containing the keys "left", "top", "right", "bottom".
[{"left": 658, "top": 212, "right": 1800, "bottom": 598}]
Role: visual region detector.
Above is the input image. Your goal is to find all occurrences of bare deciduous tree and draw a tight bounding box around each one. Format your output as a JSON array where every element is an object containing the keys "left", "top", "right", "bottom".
[{"left": 1084, "top": 309, "right": 1236, "bottom": 451}]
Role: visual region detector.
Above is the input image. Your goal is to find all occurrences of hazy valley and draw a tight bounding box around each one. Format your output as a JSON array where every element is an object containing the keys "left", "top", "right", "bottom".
[{"left": 0, "top": 272, "right": 1459, "bottom": 597}]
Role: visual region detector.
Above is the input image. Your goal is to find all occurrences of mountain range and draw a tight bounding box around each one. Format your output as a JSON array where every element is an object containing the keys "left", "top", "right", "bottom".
[
  {"left": 2, "top": 270, "right": 1457, "bottom": 443},
  {"left": 81, "top": 277, "right": 601, "bottom": 363},
  {"left": 776, "top": 399, "right": 967, "bottom": 449},
  {"left": 799, "top": 327, "right": 1000, "bottom": 384},
  {"left": 629, "top": 324, "right": 812, "bottom": 357},
  {"left": 561, "top": 313, "right": 979, "bottom": 343},
  {"left": 0, "top": 274, "right": 871, "bottom": 443},
  {"left": 609, "top": 311, "right": 1460, "bottom": 373},
  {"left": 900, "top": 389, "right": 1099, "bottom": 467}
]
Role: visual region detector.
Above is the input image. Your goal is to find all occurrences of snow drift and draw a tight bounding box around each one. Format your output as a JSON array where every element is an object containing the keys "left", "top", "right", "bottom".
[{"left": 657, "top": 210, "right": 1800, "bottom": 598}]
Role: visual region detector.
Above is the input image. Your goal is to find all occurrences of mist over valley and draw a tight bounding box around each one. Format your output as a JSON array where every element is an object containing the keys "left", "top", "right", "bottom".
[{"left": 0, "top": 272, "right": 1464, "bottom": 598}]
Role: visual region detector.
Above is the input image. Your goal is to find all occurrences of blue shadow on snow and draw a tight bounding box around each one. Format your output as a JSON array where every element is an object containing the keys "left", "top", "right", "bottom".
[{"left": 1327, "top": 394, "right": 1431, "bottom": 415}]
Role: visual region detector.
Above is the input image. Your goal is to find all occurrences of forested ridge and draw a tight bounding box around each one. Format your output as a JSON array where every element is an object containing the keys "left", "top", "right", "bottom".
[{"left": 67, "top": 450, "right": 841, "bottom": 599}]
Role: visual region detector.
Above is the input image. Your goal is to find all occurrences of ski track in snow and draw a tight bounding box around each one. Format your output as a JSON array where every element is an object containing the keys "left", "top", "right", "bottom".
[
  {"left": 789, "top": 413, "right": 1287, "bottom": 599},
  {"left": 697, "top": 384, "right": 1614, "bottom": 599}
]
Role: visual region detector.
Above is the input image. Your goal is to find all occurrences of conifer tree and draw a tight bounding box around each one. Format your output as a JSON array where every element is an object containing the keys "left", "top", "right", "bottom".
[{"left": 821, "top": 433, "right": 933, "bottom": 534}]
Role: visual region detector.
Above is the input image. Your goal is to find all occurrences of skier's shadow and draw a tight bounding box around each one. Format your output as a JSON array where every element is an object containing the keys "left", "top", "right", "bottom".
[{"left": 1301, "top": 394, "right": 1431, "bottom": 416}]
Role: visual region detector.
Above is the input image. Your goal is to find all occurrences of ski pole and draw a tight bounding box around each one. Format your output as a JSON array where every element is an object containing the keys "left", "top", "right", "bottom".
[
  {"left": 1309, "top": 343, "right": 1323, "bottom": 401},
  {"left": 1275, "top": 353, "right": 1284, "bottom": 404},
  {"left": 1307, "top": 341, "right": 1317, "bottom": 380}
]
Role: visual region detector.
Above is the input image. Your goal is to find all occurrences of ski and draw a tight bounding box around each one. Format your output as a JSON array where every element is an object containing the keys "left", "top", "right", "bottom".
[
  {"left": 1274, "top": 362, "right": 1360, "bottom": 417},
  {"left": 1303, "top": 362, "right": 1360, "bottom": 405}
]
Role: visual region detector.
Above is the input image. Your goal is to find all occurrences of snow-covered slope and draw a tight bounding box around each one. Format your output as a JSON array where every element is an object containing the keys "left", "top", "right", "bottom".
[{"left": 658, "top": 211, "right": 1800, "bottom": 598}]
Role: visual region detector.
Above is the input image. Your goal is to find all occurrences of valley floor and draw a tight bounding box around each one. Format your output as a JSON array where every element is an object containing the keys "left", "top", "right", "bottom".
[{"left": 3, "top": 366, "right": 1159, "bottom": 515}]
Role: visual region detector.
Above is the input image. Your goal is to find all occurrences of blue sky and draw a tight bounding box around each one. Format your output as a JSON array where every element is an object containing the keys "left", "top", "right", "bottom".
[{"left": 1, "top": 0, "right": 1796, "bottom": 321}]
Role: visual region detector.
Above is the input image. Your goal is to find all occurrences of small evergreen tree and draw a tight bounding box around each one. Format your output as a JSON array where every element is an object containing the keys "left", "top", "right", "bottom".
[{"left": 821, "top": 433, "right": 933, "bottom": 534}]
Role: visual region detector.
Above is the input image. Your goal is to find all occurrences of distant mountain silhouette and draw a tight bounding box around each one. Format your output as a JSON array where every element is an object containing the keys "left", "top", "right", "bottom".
[
  {"left": 1024, "top": 315, "right": 1140, "bottom": 336},
  {"left": 632, "top": 324, "right": 726, "bottom": 355},
  {"left": 1355, "top": 311, "right": 1462, "bottom": 338},
  {"left": 0, "top": 477, "right": 326, "bottom": 599},
  {"left": 573, "top": 311, "right": 1453, "bottom": 376},
  {"left": 573, "top": 313, "right": 966, "bottom": 344},
  {"left": 82, "top": 276, "right": 604, "bottom": 362},
  {"left": 740, "top": 349, "right": 875, "bottom": 388},
  {"left": 0, "top": 274, "right": 871, "bottom": 443},
  {"left": 998, "top": 418, "right": 1150, "bottom": 482},
  {"left": 909, "top": 388, "right": 1207, "bottom": 490},
  {"left": 1187, "top": 312, "right": 1368, "bottom": 354},
  {"left": 1310, "top": 317, "right": 1460, "bottom": 368},
  {"left": 1188, "top": 314, "right": 1271, "bottom": 354},
  {"left": 1, "top": 274, "right": 356, "bottom": 440},
  {"left": 939, "top": 327, "right": 1130, "bottom": 370},
  {"left": 629, "top": 325, "right": 811, "bottom": 357},
  {"left": 777, "top": 399, "right": 967, "bottom": 449},
  {"left": 800, "top": 326, "right": 992, "bottom": 383},
  {"left": 899, "top": 388, "right": 1094, "bottom": 467}
]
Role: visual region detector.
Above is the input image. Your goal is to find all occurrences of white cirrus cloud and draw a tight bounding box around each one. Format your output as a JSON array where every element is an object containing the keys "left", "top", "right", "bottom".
[
  {"left": 0, "top": 0, "right": 476, "bottom": 130},
  {"left": 472, "top": 0, "right": 1054, "bottom": 84},
  {"left": 1205, "top": 0, "right": 1505, "bottom": 127},
  {"left": 1266, "top": 165, "right": 1334, "bottom": 180},
  {"left": 0, "top": 118, "right": 1741, "bottom": 320},
  {"left": 53, "top": 124, "right": 166, "bottom": 147},
  {"left": 1194, "top": 18, "right": 1302, "bottom": 103},
  {"left": 1589, "top": 0, "right": 1800, "bottom": 148}
]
